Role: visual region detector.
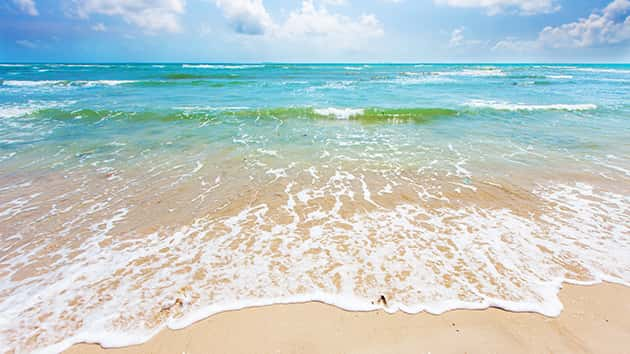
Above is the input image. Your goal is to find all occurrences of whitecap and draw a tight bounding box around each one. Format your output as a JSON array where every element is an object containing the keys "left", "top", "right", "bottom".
[
  {"left": 314, "top": 108, "right": 364, "bottom": 120},
  {"left": 182, "top": 64, "right": 264, "bottom": 69},
  {"left": 465, "top": 100, "right": 597, "bottom": 111}
]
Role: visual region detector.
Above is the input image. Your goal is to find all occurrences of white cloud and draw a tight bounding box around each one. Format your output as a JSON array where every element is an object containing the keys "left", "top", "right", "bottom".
[
  {"left": 492, "top": 37, "right": 537, "bottom": 52},
  {"left": 214, "top": 0, "right": 273, "bottom": 35},
  {"left": 11, "top": 0, "right": 38, "bottom": 16},
  {"left": 435, "top": 0, "right": 559, "bottom": 15},
  {"left": 449, "top": 27, "right": 465, "bottom": 46},
  {"left": 70, "top": 0, "right": 186, "bottom": 33},
  {"left": 449, "top": 27, "right": 483, "bottom": 47},
  {"left": 213, "top": 0, "right": 383, "bottom": 50},
  {"left": 16, "top": 39, "right": 38, "bottom": 48},
  {"left": 322, "top": 0, "right": 347, "bottom": 5},
  {"left": 279, "top": 1, "right": 383, "bottom": 40},
  {"left": 493, "top": 0, "right": 630, "bottom": 52},
  {"left": 538, "top": 0, "right": 630, "bottom": 47},
  {"left": 91, "top": 23, "right": 107, "bottom": 31}
]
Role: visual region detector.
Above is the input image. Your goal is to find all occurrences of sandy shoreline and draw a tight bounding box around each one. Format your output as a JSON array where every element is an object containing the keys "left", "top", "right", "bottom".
[{"left": 65, "top": 283, "right": 630, "bottom": 354}]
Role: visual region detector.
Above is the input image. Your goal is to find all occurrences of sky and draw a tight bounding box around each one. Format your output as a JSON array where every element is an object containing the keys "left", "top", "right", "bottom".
[{"left": 1, "top": 0, "right": 629, "bottom": 62}]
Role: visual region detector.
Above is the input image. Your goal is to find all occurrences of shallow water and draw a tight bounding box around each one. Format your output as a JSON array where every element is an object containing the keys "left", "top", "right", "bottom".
[{"left": 0, "top": 63, "right": 629, "bottom": 353}]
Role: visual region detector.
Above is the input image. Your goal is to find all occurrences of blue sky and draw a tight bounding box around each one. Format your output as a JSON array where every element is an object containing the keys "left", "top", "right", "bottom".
[{"left": 1, "top": 0, "right": 629, "bottom": 62}]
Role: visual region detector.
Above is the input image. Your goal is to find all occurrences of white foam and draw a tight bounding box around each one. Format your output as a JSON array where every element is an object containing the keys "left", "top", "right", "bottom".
[
  {"left": 547, "top": 75, "right": 573, "bottom": 79},
  {"left": 2, "top": 80, "right": 66, "bottom": 87},
  {"left": 1, "top": 175, "right": 629, "bottom": 354},
  {"left": 1, "top": 80, "right": 136, "bottom": 87},
  {"left": 465, "top": 100, "right": 597, "bottom": 111},
  {"left": 80, "top": 80, "right": 137, "bottom": 87},
  {"left": 435, "top": 68, "right": 506, "bottom": 77},
  {"left": 46, "top": 64, "right": 112, "bottom": 68},
  {"left": 0, "top": 101, "right": 69, "bottom": 118},
  {"left": 314, "top": 108, "right": 364, "bottom": 120},
  {"left": 573, "top": 67, "right": 630, "bottom": 74},
  {"left": 182, "top": 64, "right": 264, "bottom": 69},
  {"left": 393, "top": 74, "right": 455, "bottom": 84}
]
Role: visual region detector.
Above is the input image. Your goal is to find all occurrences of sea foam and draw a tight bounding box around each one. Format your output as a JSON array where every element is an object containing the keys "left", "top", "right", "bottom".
[
  {"left": 465, "top": 100, "right": 597, "bottom": 111},
  {"left": 314, "top": 108, "right": 364, "bottom": 119}
]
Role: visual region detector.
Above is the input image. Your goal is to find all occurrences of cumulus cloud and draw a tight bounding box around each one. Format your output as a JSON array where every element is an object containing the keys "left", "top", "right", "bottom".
[
  {"left": 279, "top": 1, "right": 383, "bottom": 39},
  {"left": 435, "top": 0, "right": 559, "bottom": 15},
  {"left": 214, "top": 0, "right": 273, "bottom": 35},
  {"left": 70, "top": 0, "right": 186, "bottom": 33},
  {"left": 11, "top": 0, "right": 38, "bottom": 16},
  {"left": 213, "top": 0, "right": 383, "bottom": 50},
  {"left": 493, "top": 0, "right": 630, "bottom": 51},
  {"left": 538, "top": 0, "right": 630, "bottom": 47}
]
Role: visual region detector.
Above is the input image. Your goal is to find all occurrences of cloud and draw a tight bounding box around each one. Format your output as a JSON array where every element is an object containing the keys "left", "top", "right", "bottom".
[
  {"left": 449, "top": 27, "right": 483, "bottom": 47},
  {"left": 279, "top": 1, "right": 383, "bottom": 41},
  {"left": 493, "top": 0, "right": 630, "bottom": 51},
  {"left": 70, "top": 0, "right": 186, "bottom": 33},
  {"left": 91, "top": 23, "right": 107, "bottom": 32},
  {"left": 11, "top": 0, "right": 38, "bottom": 16},
  {"left": 538, "top": 0, "right": 630, "bottom": 48},
  {"left": 435, "top": 0, "right": 559, "bottom": 15},
  {"left": 213, "top": 0, "right": 383, "bottom": 50},
  {"left": 449, "top": 27, "right": 465, "bottom": 47},
  {"left": 16, "top": 39, "right": 38, "bottom": 48},
  {"left": 214, "top": 0, "right": 273, "bottom": 35},
  {"left": 492, "top": 37, "right": 537, "bottom": 52}
]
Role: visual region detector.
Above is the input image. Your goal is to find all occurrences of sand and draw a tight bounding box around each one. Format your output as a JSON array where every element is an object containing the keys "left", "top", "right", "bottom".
[{"left": 65, "top": 283, "right": 630, "bottom": 354}]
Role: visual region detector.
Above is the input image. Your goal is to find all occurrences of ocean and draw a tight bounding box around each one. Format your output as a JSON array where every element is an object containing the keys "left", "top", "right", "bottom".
[{"left": 0, "top": 63, "right": 629, "bottom": 353}]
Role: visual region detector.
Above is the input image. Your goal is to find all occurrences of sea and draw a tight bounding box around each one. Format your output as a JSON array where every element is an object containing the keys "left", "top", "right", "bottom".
[{"left": 0, "top": 63, "right": 629, "bottom": 353}]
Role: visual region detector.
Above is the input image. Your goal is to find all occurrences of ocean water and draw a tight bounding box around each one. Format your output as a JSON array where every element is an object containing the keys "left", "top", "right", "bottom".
[{"left": 0, "top": 63, "right": 629, "bottom": 353}]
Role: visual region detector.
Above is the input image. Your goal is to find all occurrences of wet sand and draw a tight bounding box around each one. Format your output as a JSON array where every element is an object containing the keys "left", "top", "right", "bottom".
[{"left": 66, "top": 283, "right": 630, "bottom": 354}]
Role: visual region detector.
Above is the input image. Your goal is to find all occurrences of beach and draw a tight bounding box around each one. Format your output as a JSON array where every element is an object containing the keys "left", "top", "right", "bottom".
[
  {"left": 66, "top": 283, "right": 630, "bottom": 354},
  {"left": 1, "top": 63, "right": 629, "bottom": 353}
]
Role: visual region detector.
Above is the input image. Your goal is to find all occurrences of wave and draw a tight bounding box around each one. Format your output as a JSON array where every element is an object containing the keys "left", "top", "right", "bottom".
[
  {"left": 547, "top": 75, "right": 573, "bottom": 79},
  {"left": 45, "top": 64, "right": 113, "bottom": 68},
  {"left": 11, "top": 102, "right": 606, "bottom": 123},
  {"left": 182, "top": 64, "right": 265, "bottom": 69},
  {"left": 20, "top": 107, "right": 459, "bottom": 124},
  {"left": 132, "top": 80, "right": 248, "bottom": 87},
  {"left": 573, "top": 67, "right": 630, "bottom": 74},
  {"left": 435, "top": 68, "right": 506, "bottom": 77},
  {"left": 0, "top": 78, "right": 250, "bottom": 88},
  {"left": 1, "top": 80, "right": 137, "bottom": 87},
  {"left": 465, "top": 100, "right": 597, "bottom": 112},
  {"left": 0, "top": 101, "right": 70, "bottom": 118},
  {"left": 163, "top": 73, "right": 240, "bottom": 80},
  {"left": 314, "top": 108, "right": 364, "bottom": 119}
]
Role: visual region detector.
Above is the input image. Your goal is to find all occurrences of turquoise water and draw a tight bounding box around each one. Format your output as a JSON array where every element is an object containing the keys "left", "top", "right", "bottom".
[
  {"left": 1, "top": 63, "right": 629, "bottom": 353},
  {"left": 1, "top": 64, "right": 629, "bottom": 170}
]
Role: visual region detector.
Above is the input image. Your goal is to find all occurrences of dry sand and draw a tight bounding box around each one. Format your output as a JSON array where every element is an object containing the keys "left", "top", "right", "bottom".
[{"left": 65, "top": 283, "right": 630, "bottom": 354}]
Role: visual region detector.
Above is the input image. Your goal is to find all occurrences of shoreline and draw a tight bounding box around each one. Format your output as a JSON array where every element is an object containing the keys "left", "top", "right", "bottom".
[{"left": 66, "top": 282, "right": 630, "bottom": 354}]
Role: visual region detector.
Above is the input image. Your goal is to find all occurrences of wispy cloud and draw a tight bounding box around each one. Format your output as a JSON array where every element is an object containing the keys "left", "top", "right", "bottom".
[
  {"left": 69, "top": 0, "right": 186, "bottom": 33},
  {"left": 435, "top": 0, "right": 559, "bottom": 15},
  {"left": 11, "top": 0, "right": 38, "bottom": 16},
  {"left": 91, "top": 23, "right": 107, "bottom": 32},
  {"left": 16, "top": 39, "right": 38, "bottom": 48}
]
